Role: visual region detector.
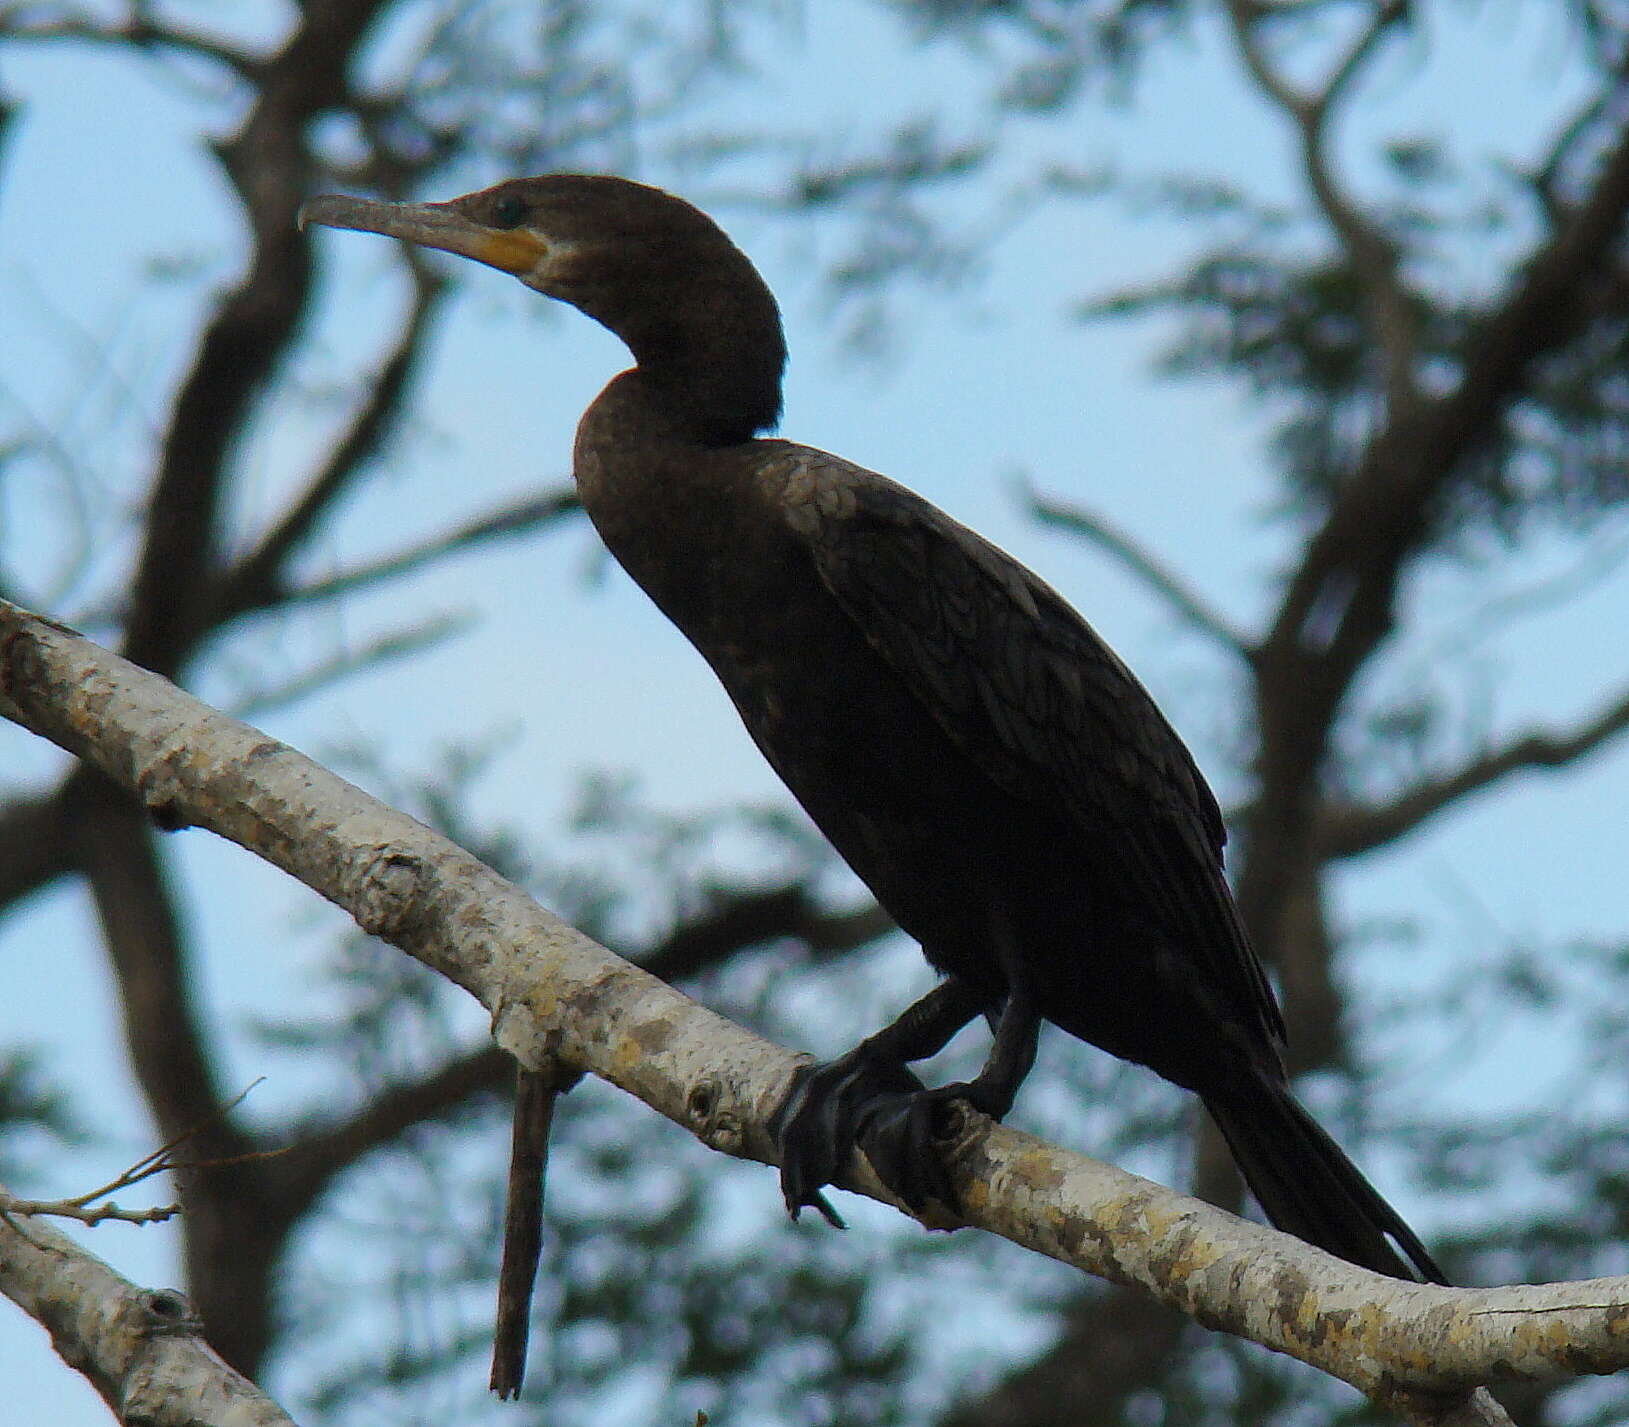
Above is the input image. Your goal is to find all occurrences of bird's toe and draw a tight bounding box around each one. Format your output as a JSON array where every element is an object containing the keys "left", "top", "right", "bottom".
[{"left": 770, "top": 1054, "right": 929, "bottom": 1222}]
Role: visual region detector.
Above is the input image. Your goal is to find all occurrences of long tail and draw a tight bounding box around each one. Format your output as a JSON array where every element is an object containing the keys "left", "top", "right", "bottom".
[{"left": 1203, "top": 1074, "right": 1446, "bottom": 1284}]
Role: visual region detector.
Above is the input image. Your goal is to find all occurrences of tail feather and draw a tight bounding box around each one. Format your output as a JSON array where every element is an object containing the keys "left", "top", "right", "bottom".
[{"left": 1204, "top": 1077, "right": 1446, "bottom": 1285}]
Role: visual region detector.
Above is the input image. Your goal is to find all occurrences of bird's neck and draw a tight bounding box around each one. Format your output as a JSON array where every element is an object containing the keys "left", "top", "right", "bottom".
[
  {"left": 633, "top": 343, "right": 783, "bottom": 447},
  {"left": 572, "top": 370, "right": 782, "bottom": 642},
  {"left": 572, "top": 370, "right": 740, "bottom": 546},
  {"left": 563, "top": 241, "right": 786, "bottom": 446}
]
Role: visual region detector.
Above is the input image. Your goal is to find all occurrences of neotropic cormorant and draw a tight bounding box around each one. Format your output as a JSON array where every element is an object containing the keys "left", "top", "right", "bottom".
[{"left": 300, "top": 176, "right": 1443, "bottom": 1290}]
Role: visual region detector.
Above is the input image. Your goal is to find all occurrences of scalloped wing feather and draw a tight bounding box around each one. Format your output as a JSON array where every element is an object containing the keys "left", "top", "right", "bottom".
[{"left": 789, "top": 452, "right": 1284, "bottom": 1048}]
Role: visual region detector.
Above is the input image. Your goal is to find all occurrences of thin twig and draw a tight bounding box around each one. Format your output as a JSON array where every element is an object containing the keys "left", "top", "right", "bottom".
[
  {"left": 0, "top": 1193, "right": 179, "bottom": 1228},
  {"left": 270, "top": 490, "right": 580, "bottom": 612},
  {"left": 0, "top": 8, "right": 261, "bottom": 80},
  {"left": 218, "top": 257, "right": 450, "bottom": 624},
  {"left": 1222, "top": 0, "right": 1420, "bottom": 411},
  {"left": 1321, "top": 681, "right": 1629, "bottom": 856},
  {"left": 0, "top": 1088, "right": 269, "bottom": 1228},
  {"left": 1020, "top": 478, "right": 1252, "bottom": 658},
  {"left": 225, "top": 613, "right": 475, "bottom": 722}
]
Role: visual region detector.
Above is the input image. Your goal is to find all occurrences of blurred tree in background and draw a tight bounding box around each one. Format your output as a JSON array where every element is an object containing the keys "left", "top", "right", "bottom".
[{"left": 3, "top": 1, "right": 1629, "bottom": 1423}]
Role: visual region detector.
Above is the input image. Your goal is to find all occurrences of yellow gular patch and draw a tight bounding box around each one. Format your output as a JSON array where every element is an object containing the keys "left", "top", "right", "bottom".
[{"left": 472, "top": 229, "right": 549, "bottom": 275}]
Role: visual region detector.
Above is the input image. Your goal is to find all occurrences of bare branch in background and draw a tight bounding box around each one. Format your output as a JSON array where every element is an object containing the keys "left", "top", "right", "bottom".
[
  {"left": 225, "top": 614, "right": 475, "bottom": 723},
  {"left": 1322, "top": 682, "right": 1629, "bottom": 858},
  {"left": 0, "top": 5, "right": 261, "bottom": 79},
  {"left": 1242, "top": 89, "right": 1629, "bottom": 952},
  {"left": 216, "top": 258, "right": 450, "bottom": 626},
  {"left": 263, "top": 490, "right": 580, "bottom": 615},
  {"left": 1020, "top": 478, "right": 1253, "bottom": 658},
  {"left": 643, "top": 882, "right": 892, "bottom": 982},
  {"left": 1223, "top": 0, "right": 1421, "bottom": 411}
]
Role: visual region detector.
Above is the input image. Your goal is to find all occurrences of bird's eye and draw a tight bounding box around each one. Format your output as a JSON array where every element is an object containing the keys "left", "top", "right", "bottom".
[{"left": 490, "top": 194, "right": 528, "bottom": 229}]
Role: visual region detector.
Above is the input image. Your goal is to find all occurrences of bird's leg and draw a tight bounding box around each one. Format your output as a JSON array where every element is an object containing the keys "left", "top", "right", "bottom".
[
  {"left": 854, "top": 976, "right": 989, "bottom": 1063},
  {"left": 771, "top": 978, "right": 987, "bottom": 1224},
  {"left": 843, "top": 905, "right": 1044, "bottom": 1213},
  {"left": 936, "top": 989, "right": 1041, "bottom": 1120},
  {"left": 847, "top": 990, "right": 1041, "bottom": 1213},
  {"left": 953, "top": 905, "right": 1042, "bottom": 1118}
]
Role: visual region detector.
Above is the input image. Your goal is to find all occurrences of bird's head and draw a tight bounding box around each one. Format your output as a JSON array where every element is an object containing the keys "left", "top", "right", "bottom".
[{"left": 299, "top": 174, "right": 786, "bottom": 443}]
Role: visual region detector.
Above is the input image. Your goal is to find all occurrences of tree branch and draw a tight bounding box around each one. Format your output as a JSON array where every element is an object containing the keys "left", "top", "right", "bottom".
[
  {"left": 62, "top": 769, "right": 287, "bottom": 1374},
  {"left": 65, "top": 774, "right": 239, "bottom": 1149},
  {"left": 226, "top": 613, "right": 474, "bottom": 722},
  {"left": 1223, "top": 0, "right": 1419, "bottom": 409},
  {"left": 1242, "top": 97, "right": 1629, "bottom": 947},
  {"left": 260, "top": 881, "right": 889, "bottom": 1216},
  {"left": 262, "top": 491, "right": 580, "bottom": 615},
  {"left": 272, "top": 1045, "right": 511, "bottom": 1219},
  {"left": 0, "top": 1192, "right": 177, "bottom": 1228},
  {"left": 0, "top": 6, "right": 262, "bottom": 80},
  {"left": 1321, "top": 682, "right": 1629, "bottom": 857},
  {"left": 1020, "top": 479, "right": 1252, "bottom": 658},
  {"left": 0, "top": 1122, "right": 197, "bottom": 1228},
  {"left": 119, "top": 0, "right": 388, "bottom": 678},
  {"left": 1530, "top": 90, "right": 1611, "bottom": 225},
  {"left": 1276, "top": 94, "right": 1629, "bottom": 698},
  {"left": 642, "top": 883, "right": 892, "bottom": 983},
  {"left": 0, "top": 787, "right": 75, "bottom": 915},
  {"left": 214, "top": 260, "right": 449, "bottom": 627},
  {"left": 0, "top": 1194, "right": 299, "bottom": 1426},
  {"left": 14, "top": 600, "right": 1629, "bottom": 1423}
]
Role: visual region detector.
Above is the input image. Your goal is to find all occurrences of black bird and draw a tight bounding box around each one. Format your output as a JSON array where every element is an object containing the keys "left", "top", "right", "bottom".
[{"left": 300, "top": 176, "right": 1443, "bottom": 1287}]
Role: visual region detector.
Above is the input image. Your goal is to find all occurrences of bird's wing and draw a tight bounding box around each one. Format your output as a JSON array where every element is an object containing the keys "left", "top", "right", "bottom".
[{"left": 793, "top": 454, "right": 1283, "bottom": 1045}]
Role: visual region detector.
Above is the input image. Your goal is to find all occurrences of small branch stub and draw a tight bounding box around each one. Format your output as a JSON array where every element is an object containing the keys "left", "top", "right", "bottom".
[
  {"left": 686, "top": 1073, "right": 745, "bottom": 1155},
  {"left": 350, "top": 848, "right": 430, "bottom": 941}
]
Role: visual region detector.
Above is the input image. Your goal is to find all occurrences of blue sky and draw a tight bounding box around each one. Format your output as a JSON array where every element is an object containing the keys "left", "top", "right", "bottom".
[{"left": 3, "top": 2, "right": 1628, "bottom": 1421}]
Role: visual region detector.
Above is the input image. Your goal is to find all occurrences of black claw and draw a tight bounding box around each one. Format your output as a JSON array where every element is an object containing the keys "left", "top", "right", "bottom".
[
  {"left": 807, "top": 1191, "right": 845, "bottom": 1230},
  {"left": 771, "top": 1054, "right": 927, "bottom": 1217},
  {"left": 771, "top": 1055, "right": 983, "bottom": 1219}
]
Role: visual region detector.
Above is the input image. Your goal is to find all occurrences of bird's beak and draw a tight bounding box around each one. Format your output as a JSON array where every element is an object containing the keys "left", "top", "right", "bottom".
[{"left": 298, "top": 195, "right": 548, "bottom": 276}]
